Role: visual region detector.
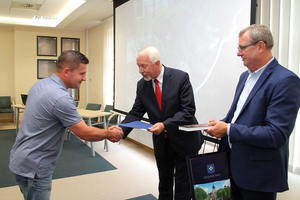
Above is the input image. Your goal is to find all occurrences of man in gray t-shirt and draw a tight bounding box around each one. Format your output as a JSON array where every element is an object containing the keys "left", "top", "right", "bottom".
[{"left": 9, "top": 50, "right": 123, "bottom": 200}]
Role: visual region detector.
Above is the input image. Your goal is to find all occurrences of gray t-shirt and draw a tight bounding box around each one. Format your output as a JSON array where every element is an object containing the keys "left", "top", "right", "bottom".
[{"left": 9, "top": 74, "right": 82, "bottom": 178}]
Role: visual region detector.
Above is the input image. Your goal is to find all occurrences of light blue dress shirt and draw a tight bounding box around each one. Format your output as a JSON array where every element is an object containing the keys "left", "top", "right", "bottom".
[{"left": 227, "top": 57, "right": 274, "bottom": 148}]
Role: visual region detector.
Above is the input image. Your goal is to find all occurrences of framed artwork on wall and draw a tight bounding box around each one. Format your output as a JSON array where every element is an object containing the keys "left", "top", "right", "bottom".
[
  {"left": 68, "top": 88, "right": 79, "bottom": 101},
  {"left": 61, "top": 37, "right": 80, "bottom": 100},
  {"left": 37, "top": 59, "right": 57, "bottom": 79},
  {"left": 61, "top": 37, "right": 80, "bottom": 53},
  {"left": 37, "top": 36, "right": 57, "bottom": 56}
]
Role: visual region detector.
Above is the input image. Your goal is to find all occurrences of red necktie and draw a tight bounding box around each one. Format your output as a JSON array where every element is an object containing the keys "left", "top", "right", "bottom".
[
  {"left": 154, "top": 79, "right": 161, "bottom": 110},
  {"left": 154, "top": 79, "right": 167, "bottom": 138}
]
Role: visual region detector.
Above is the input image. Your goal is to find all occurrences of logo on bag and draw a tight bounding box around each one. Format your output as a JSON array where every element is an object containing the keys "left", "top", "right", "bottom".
[{"left": 207, "top": 164, "right": 215, "bottom": 174}]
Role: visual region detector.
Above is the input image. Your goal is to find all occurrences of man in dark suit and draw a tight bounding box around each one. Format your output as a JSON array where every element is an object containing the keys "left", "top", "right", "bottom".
[
  {"left": 121, "top": 46, "right": 203, "bottom": 200},
  {"left": 206, "top": 24, "right": 300, "bottom": 200}
]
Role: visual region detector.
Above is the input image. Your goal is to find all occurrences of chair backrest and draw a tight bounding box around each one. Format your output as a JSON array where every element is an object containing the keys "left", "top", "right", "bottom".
[
  {"left": 21, "top": 94, "right": 28, "bottom": 105},
  {"left": 104, "top": 105, "right": 113, "bottom": 112},
  {"left": 85, "top": 103, "right": 101, "bottom": 124},
  {"left": 103, "top": 105, "right": 113, "bottom": 121},
  {"left": 86, "top": 103, "right": 101, "bottom": 111},
  {"left": 108, "top": 114, "right": 119, "bottom": 125},
  {"left": 0, "top": 96, "right": 12, "bottom": 109}
]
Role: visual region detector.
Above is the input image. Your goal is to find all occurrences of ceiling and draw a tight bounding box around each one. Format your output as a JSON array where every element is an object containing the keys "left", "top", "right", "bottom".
[{"left": 0, "top": 0, "right": 114, "bottom": 30}]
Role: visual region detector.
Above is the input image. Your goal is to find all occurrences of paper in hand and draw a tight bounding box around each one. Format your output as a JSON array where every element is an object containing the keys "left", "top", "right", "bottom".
[{"left": 118, "top": 121, "right": 153, "bottom": 130}]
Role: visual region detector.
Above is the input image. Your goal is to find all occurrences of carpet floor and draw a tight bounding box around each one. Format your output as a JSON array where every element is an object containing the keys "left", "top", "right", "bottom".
[{"left": 0, "top": 129, "right": 116, "bottom": 188}]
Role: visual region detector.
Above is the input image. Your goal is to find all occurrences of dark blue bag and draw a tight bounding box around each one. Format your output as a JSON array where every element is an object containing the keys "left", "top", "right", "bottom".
[{"left": 187, "top": 143, "right": 232, "bottom": 200}]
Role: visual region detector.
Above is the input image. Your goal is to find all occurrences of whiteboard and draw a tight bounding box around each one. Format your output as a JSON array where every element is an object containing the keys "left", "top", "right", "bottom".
[{"left": 114, "top": 0, "right": 253, "bottom": 123}]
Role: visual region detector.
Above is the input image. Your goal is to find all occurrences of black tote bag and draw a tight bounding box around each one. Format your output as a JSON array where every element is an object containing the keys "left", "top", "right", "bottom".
[{"left": 187, "top": 146, "right": 232, "bottom": 200}]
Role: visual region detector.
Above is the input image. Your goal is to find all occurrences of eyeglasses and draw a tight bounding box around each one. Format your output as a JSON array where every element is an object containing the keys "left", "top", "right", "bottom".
[{"left": 237, "top": 41, "right": 259, "bottom": 51}]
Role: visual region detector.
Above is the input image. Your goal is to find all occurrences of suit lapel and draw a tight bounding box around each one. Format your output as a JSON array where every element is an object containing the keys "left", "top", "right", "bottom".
[
  {"left": 239, "top": 59, "right": 277, "bottom": 115},
  {"left": 145, "top": 80, "right": 159, "bottom": 109},
  {"left": 226, "top": 72, "right": 248, "bottom": 121},
  {"left": 161, "top": 66, "right": 171, "bottom": 113},
  {"left": 233, "top": 73, "right": 248, "bottom": 108},
  {"left": 227, "top": 59, "right": 277, "bottom": 122}
]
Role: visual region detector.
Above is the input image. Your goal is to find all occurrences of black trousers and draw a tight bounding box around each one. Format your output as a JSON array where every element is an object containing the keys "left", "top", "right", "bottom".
[
  {"left": 155, "top": 139, "right": 194, "bottom": 200},
  {"left": 231, "top": 178, "right": 277, "bottom": 200}
]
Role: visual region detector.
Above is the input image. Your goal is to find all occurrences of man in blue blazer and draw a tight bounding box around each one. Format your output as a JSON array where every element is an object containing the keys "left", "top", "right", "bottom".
[
  {"left": 121, "top": 46, "right": 203, "bottom": 200},
  {"left": 206, "top": 24, "right": 300, "bottom": 200}
]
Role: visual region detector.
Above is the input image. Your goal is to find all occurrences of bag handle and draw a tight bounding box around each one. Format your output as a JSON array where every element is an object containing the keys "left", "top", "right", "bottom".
[{"left": 201, "top": 131, "right": 219, "bottom": 154}]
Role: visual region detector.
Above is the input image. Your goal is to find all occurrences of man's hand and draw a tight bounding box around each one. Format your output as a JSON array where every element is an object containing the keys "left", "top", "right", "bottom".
[
  {"left": 205, "top": 119, "right": 228, "bottom": 139},
  {"left": 107, "top": 126, "right": 124, "bottom": 143},
  {"left": 147, "top": 122, "right": 165, "bottom": 135}
]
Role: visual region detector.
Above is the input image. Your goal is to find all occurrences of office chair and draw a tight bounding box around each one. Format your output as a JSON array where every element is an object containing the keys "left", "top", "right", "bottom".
[
  {"left": 93, "top": 104, "right": 120, "bottom": 151},
  {"left": 83, "top": 103, "right": 102, "bottom": 125},
  {"left": 0, "top": 96, "right": 14, "bottom": 123}
]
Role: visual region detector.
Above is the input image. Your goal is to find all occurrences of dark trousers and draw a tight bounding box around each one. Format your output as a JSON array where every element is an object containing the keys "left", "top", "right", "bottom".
[
  {"left": 155, "top": 139, "right": 193, "bottom": 200},
  {"left": 231, "top": 178, "right": 277, "bottom": 200}
]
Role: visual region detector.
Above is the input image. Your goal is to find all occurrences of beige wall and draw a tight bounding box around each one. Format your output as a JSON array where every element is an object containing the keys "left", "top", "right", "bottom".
[
  {"left": 13, "top": 26, "right": 87, "bottom": 105},
  {"left": 0, "top": 24, "right": 106, "bottom": 120},
  {"left": 86, "top": 24, "right": 105, "bottom": 108},
  {"left": 0, "top": 26, "right": 15, "bottom": 121},
  {"left": 0, "top": 26, "right": 15, "bottom": 98}
]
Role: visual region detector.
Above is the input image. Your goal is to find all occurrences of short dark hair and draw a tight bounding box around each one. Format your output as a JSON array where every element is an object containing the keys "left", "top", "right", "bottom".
[{"left": 57, "top": 50, "right": 89, "bottom": 72}]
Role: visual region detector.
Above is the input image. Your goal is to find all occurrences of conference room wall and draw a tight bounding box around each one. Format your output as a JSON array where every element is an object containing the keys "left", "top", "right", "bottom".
[
  {"left": 0, "top": 26, "right": 14, "bottom": 121},
  {"left": 0, "top": 25, "right": 108, "bottom": 121},
  {"left": 13, "top": 26, "right": 87, "bottom": 106},
  {"left": 86, "top": 24, "right": 105, "bottom": 106}
]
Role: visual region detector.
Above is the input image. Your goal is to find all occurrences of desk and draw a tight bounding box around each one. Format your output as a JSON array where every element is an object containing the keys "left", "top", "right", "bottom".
[
  {"left": 77, "top": 109, "right": 111, "bottom": 156},
  {"left": 12, "top": 104, "right": 25, "bottom": 135}
]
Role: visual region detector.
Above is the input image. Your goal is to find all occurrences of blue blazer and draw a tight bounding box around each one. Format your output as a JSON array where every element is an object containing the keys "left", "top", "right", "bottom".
[
  {"left": 219, "top": 58, "right": 300, "bottom": 192},
  {"left": 121, "top": 66, "right": 203, "bottom": 158}
]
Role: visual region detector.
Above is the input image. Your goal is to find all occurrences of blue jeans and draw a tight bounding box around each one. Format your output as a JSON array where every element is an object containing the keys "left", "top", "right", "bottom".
[{"left": 14, "top": 174, "right": 52, "bottom": 200}]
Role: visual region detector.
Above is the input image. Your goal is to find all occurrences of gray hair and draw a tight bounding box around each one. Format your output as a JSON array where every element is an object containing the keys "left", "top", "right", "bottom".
[
  {"left": 239, "top": 24, "right": 274, "bottom": 50},
  {"left": 136, "top": 46, "right": 161, "bottom": 64}
]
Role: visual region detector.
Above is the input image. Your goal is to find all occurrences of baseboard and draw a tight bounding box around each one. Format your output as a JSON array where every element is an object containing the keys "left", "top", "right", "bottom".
[
  {"left": 0, "top": 119, "right": 14, "bottom": 123},
  {"left": 125, "top": 137, "right": 154, "bottom": 153}
]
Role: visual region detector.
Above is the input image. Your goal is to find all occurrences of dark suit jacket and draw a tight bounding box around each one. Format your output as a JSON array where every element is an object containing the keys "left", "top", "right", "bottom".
[
  {"left": 121, "top": 66, "right": 203, "bottom": 158},
  {"left": 219, "top": 58, "right": 300, "bottom": 193}
]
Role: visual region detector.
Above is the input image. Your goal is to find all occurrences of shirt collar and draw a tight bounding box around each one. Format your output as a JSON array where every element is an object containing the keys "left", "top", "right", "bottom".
[
  {"left": 247, "top": 57, "right": 274, "bottom": 76},
  {"left": 50, "top": 73, "right": 67, "bottom": 90},
  {"left": 154, "top": 65, "right": 164, "bottom": 83}
]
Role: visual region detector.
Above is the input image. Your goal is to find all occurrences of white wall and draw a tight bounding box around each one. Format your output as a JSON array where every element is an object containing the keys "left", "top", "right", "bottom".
[{"left": 278, "top": 172, "right": 300, "bottom": 199}]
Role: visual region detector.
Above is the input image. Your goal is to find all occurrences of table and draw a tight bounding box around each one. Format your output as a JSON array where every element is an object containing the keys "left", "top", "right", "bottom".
[
  {"left": 77, "top": 109, "right": 111, "bottom": 156},
  {"left": 12, "top": 104, "right": 25, "bottom": 135}
]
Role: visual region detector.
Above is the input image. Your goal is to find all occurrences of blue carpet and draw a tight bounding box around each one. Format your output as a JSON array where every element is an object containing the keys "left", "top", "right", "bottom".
[
  {"left": 0, "top": 129, "right": 116, "bottom": 188},
  {"left": 126, "top": 194, "right": 157, "bottom": 200}
]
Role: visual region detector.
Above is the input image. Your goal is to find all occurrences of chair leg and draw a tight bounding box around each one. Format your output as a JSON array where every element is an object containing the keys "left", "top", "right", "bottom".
[
  {"left": 68, "top": 130, "right": 72, "bottom": 141},
  {"left": 64, "top": 129, "right": 72, "bottom": 141},
  {"left": 104, "top": 139, "right": 109, "bottom": 152}
]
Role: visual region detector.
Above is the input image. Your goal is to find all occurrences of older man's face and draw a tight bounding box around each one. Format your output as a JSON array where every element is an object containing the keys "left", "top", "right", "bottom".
[{"left": 137, "top": 55, "right": 160, "bottom": 81}]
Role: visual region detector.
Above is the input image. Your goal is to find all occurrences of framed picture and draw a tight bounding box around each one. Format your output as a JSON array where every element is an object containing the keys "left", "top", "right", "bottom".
[
  {"left": 68, "top": 88, "right": 79, "bottom": 101},
  {"left": 61, "top": 37, "right": 80, "bottom": 100},
  {"left": 61, "top": 37, "right": 80, "bottom": 53},
  {"left": 37, "top": 59, "right": 57, "bottom": 79},
  {"left": 37, "top": 36, "right": 57, "bottom": 56}
]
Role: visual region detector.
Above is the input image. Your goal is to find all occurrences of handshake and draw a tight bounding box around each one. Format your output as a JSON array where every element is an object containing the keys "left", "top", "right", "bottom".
[{"left": 107, "top": 126, "right": 124, "bottom": 143}]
